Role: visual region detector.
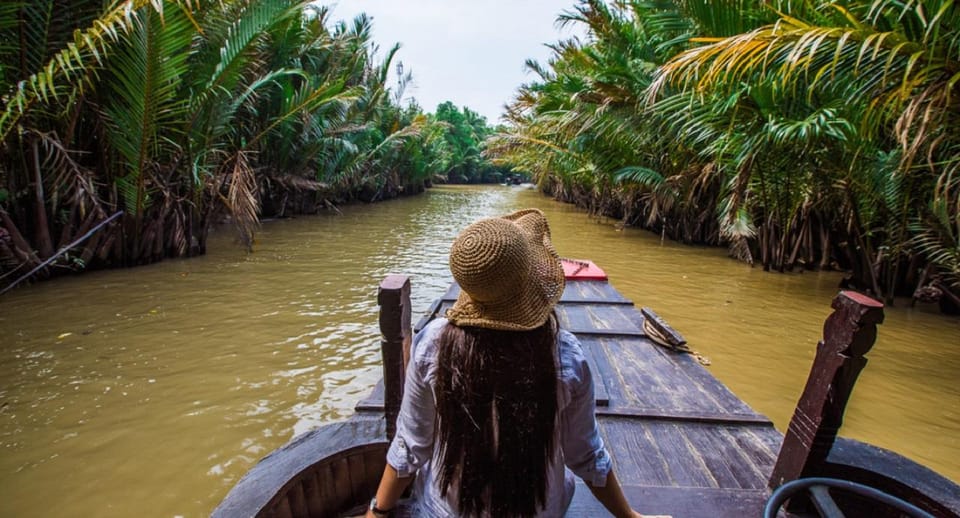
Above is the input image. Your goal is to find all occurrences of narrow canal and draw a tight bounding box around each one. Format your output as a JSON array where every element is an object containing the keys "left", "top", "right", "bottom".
[{"left": 1, "top": 185, "right": 957, "bottom": 517}]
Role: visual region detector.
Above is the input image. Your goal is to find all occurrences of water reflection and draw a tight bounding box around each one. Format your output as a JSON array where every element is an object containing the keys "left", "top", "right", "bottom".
[{"left": 0, "top": 185, "right": 956, "bottom": 518}]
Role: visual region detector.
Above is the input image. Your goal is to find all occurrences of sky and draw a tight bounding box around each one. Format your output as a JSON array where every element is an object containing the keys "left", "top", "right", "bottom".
[{"left": 328, "top": 0, "right": 584, "bottom": 124}]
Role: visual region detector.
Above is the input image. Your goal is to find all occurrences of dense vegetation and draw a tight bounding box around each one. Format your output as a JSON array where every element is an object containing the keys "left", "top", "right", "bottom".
[
  {"left": 433, "top": 101, "right": 513, "bottom": 184},
  {"left": 0, "top": 0, "right": 504, "bottom": 287},
  {"left": 491, "top": 0, "right": 959, "bottom": 309}
]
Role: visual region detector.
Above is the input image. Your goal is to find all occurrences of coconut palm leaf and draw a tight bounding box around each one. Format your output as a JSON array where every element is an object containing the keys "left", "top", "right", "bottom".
[
  {"left": 651, "top": 0, "right": 959, "bottom": 164},
  {"left": 103, "top": 1, "right": 192, "bottom": 219},
  {"left": 0, "top": 0, "right": 160, "bottom": 140},
  {"left": 911, "top": 197, "right": 960, "bottom": 288}
]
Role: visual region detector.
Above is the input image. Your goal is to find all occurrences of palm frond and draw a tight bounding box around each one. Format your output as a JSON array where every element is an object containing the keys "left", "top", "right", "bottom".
[
  {"left": 0, "top": 0, "right": 158, "bottom": 141},
  {"left": 103, "top": 2, "right": 192, "bottom": 219}
]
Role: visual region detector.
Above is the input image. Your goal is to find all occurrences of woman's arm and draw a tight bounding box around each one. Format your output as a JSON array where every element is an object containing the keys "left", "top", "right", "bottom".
[
  {"left": 364, "top": 322, "right": 440, "bottom": 517},
  {"left": 363, "top": 463, "right": 413, "bottom": 518},
  {"left": 584, "top": 470, "right": 634, "bottom": 518},
  {"left": 585, "top": 470, "right": 671, "bottom": 518}
]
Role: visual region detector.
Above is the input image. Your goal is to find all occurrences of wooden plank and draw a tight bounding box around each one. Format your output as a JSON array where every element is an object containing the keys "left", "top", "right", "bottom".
[
  {"left": 602, "top": 337, "right": 697, "bottom": 412},
  {"left": 645, "top": 421, "right": 718, "bottom": 488},
  {"left": 304, "top": 471, "right": 324, "bottom": 517},
  {"left": 704, "top": 426, "right": 766, "bottom": 490},
  {"left": 347, "top": 453, "right": 368, "bottom": 505},
  {"left": 714, "top": 427, "right": 779, "bottom": 489},
  {"left": 598, "top": 418, "right": 673, "bottom": 487},
  {"left": 567, "top": 483, "right": 768, "bottom": 518},
  {"left": 556, "top": 304, "right": 596, "bottom": 333},
  {"left": 580, "top": 337, "right": 626, "bottom": 405},
  {"left": 589, "top": 304, "right": 646, "bottom": 331},
  {"left": 580, "top": 340, "right": 610, "bottom": 407},
  {"left": 595, "top": 407, "right": 773, "bottom": 426},
  {"left": 287, "top": 479, "right": 308, "bottom": 517},
  {"left": 562, "top": 304, "right": 644, "bottom": 335},
  {"left": 640, "top": 307, "right": 687, "bottom": 348},
  {"left": 362, "top": 450, "right": 385, "bottom": 499},
  {"left": 593, "top": 335, "right": 761, "bottom": 418},
  {"left": 272, "top": 496, "right": 294, "bottom": 518},
  {"left": 559, "top": 296, "right": 633, "bottom": 305},
  {"left": 316, "top": 460, "right": 338, "bottom": 516},
  {"left": 568, "top": 279, "right": 632, "bottom": 303},
  {"left": 355, "top": 380, "right": 385, "bottom": 411},
  {"left": 330, "top": 456, "right": 354, "bottom": 508},
  {"left": 566, "top": 327, "right": 647, "bottom": 337},
  {"left": 681, "top": 425, "right": 745, "bottom": 489}
]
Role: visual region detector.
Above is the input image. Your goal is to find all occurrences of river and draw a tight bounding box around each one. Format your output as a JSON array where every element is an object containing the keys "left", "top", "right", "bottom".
[{"left": 0, "top": 185, "right": 957, "bottom": 517}]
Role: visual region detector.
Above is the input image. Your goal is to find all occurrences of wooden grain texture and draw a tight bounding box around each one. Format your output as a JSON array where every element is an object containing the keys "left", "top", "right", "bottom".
[
  {"left": 598, "top": 417, "right": 780, "bottom": 491},
  {"left": 640, "top": 306, "right": 687, "bottom": 347},
  {"left": 587, "top": 335, "right": 761, "bottom": 419},
  {"left": 212, "top": 419, "right": 386, "bottom": 518},
  {"left": 770, "top": 291, "right": 885, "bottom": 492},
  {"left": 567, "top": 483, "right": 769, "bottom": 518},
  {"left": 580, "top": 340, "right": 610, "bottom": 406},
  {"left": 377, "top": 275, "right": 411, "bottom": 442}
]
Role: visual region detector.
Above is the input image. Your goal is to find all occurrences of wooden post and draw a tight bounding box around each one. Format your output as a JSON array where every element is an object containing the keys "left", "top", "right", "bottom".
[
  {"left": 770, "top": 290, "right": 885, "bottom": 490},
  {"left": 378, "top": 275, "right": 412, "bottom": 442}
]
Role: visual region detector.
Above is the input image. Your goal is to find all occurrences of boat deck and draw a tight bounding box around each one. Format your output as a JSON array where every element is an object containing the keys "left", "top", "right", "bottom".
[
  {"left": 215, "top": 273, "right": 960, "bottom": 518},
  {"left": 358, "top": 279, "right": 782, "bottom": 517}
]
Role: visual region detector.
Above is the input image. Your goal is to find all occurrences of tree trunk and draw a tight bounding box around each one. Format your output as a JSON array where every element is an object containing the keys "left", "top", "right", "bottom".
[
  {"left": 31, "top": 138, "right": 55, "bottom": 259},
  {"left": 818, "top": 220, "right": 831, "bottom": 270},
  {"left": 0, "top": 207, "right": 41, "bottom": 269}
]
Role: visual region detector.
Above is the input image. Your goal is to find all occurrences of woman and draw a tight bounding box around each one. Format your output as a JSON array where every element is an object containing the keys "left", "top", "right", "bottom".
[{"left": 365, "top": 209, "right": 668, "bottom": 518}]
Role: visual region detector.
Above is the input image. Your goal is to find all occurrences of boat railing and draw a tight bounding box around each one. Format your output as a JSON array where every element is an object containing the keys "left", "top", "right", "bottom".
[{"left": 377, "top": 274, "right": 412, "bottom": 442}]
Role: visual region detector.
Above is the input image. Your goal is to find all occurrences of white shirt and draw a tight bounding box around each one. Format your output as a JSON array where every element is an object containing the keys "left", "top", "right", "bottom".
[{"left": 386, "top": 318, "right": 612, "bottom": 517}]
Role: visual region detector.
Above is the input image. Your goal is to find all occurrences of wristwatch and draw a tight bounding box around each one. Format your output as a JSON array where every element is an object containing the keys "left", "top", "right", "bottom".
[{"left": 369, "top": 497, "right": 392, "bottom": 517}]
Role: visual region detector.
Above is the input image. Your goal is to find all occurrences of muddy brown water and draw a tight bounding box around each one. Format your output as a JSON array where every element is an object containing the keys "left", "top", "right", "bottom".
[{"left": 1, "top": 185, "right": 957, "bottom": 517}]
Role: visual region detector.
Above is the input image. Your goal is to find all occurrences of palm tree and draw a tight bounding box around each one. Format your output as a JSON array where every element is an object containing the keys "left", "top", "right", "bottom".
[
  {"left": 0, "top": 0, "right": 437, "bottom": 285},
  {"left": 649, "top": 0, "right": 959, "bottom": 298},
  {"left": 493, "top": 0, "right": 958, "bottom": 307}
]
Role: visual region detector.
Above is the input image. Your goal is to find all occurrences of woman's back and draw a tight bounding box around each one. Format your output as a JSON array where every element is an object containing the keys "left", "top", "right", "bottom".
[{"left": 387, "top": 318, "right": 609, "bottom": 517}]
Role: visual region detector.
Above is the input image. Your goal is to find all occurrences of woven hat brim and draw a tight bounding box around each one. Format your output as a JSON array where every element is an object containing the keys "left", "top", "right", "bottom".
[{"left": 446, "top": 209, "right": 565, "bottom": 331}]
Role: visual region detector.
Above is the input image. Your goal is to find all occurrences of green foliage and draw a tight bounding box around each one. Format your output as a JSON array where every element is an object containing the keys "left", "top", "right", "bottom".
[
  {"left": 0, "top": 0, "right": 450, "bottom": 271},
  {"left": 492, "top": 0, "right": 959, "bottom": 302},
  {"left": 431, "top": 101, "right": 505, "bottom": 183}
]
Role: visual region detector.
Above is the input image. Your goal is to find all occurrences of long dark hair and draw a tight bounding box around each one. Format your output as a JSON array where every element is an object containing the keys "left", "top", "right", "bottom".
[{"left": 434, "top": 315, "right": 559, "bottom": 517}]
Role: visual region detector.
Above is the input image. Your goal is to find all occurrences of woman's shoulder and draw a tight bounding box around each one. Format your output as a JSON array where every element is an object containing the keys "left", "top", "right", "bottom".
[
  {"left": 411, "top": 318, "right": 447, "bottom": 364},
  {"left": 557, "top": 328, "right": 589, "bottom": 382},
  {"left": 557, "top": 328, "right": 584, "bottom": 357}
]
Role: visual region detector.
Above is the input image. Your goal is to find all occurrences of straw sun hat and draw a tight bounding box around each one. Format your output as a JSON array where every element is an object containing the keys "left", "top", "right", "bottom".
[{"left": 446, "top": 209, "right": 565, "bottom": 331}]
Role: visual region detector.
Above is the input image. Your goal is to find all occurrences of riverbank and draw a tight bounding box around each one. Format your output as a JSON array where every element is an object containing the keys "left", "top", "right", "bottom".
[
  {"left": 0, "top": 180, "right": 431, "bottom": 294},
  {"left": 538, "top": 181, "right": 960, "bottom": 315},
  {"left": 0, "top": 185, "right": 955, "bottom": 518}
]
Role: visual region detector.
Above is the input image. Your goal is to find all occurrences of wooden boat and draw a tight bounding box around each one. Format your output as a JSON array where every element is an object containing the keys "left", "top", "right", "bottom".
[{"left": 213, "top": 260, "right": 960, "bottom": 518}]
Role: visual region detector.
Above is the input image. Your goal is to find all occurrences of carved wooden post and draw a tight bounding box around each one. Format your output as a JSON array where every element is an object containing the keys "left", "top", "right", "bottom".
[
  {"left": 378, "top": 275, "right": 412, "bottom": 442},
  {"left": 770, "top": 290, "right": 884, "bottom": 490}
]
